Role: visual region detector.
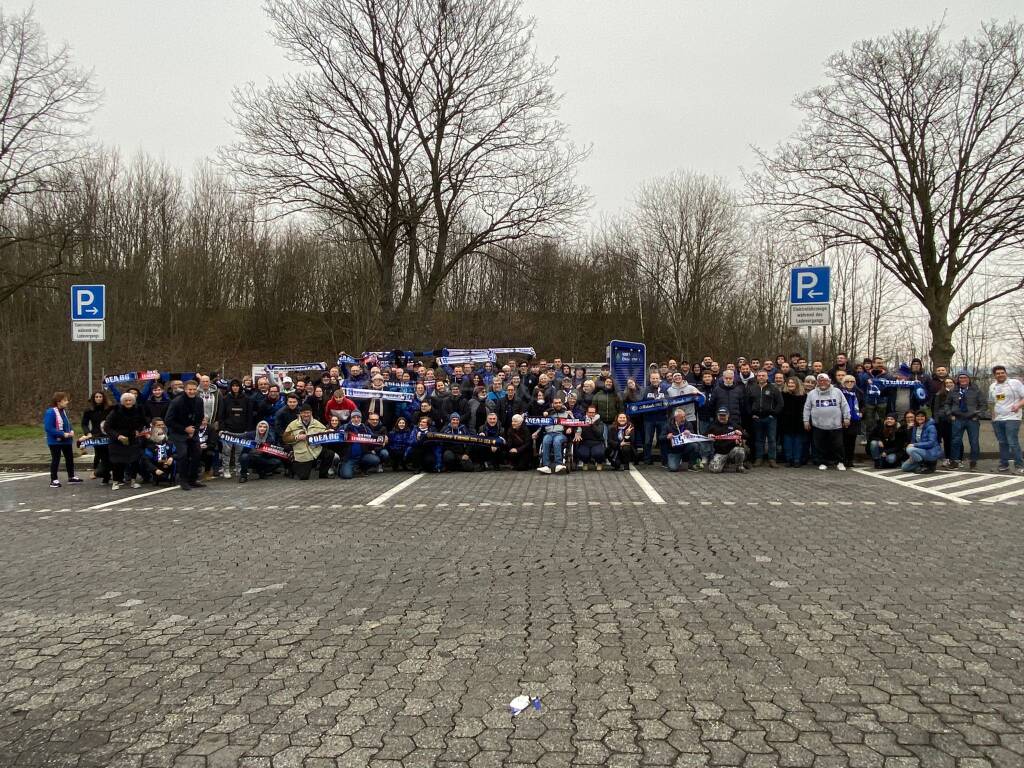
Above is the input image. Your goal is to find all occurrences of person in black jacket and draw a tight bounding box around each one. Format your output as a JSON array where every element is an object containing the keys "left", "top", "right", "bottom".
[
  {"left": 745, "top": 371, "right": 783, "bottom": 467},
  {"left": 165, "top": 380, "right": 206, "bottom": 490},
  {"left": 81, "top": 390, "right": 112, "bottom": 483},
  {"left": 104, "top": 392, "right": 149, "bottom": 489},
  {"left": 219, "top": 380, "right": 252, "bottom": 479}
]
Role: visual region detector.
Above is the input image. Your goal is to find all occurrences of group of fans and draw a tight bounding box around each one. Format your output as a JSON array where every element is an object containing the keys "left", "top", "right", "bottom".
[{"left": 43, "top": 349, "right": 1024, "bottom": 488}]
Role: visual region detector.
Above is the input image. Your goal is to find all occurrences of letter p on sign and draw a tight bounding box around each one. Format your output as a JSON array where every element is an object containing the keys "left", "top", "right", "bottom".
[
  {"left": 71, "top": 284, "right": 105, "bottom": 320},
  {"left": 789, "top": 267, "right": 830, "bottom": 304}
]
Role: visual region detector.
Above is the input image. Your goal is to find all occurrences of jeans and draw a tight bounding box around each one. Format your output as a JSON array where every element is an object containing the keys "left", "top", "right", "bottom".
[
  {"left": 643, "top": 420, "right": 666, "bottom": 463},
  {"left": 540, "top": 432, "right": 566, "bottom": 467},
  {"left": 992, "top": 420, "right": 1023, "bottom": 466},
  {"left": 751, "top": 416, "right": 777, "bottom": 461},
  {"left": 950, "top": 418, "right": 980, "bottom": 463},
  {"left": 575, "top": 442, "right": 605, "bottom": 465},
  {"left": 902, "top": 445, "right": 929, "bottom": 472},
  {"left": 170, "top": 436, "right": 201, "bottom": 484},
  {"left": 666, "top": 451, "right": 688, "bottom": 471},
  {"left": 340, "top": 452, "right": 381, "bottom": 478},
  {"left": 782, "top": 433, "right": 805, "bottom": 464},
  {"left": 868, "top": 441, "right": 899, "bottom": 466}
]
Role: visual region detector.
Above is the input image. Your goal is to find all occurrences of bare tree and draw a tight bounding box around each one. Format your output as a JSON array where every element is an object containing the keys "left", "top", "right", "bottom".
[
  {"left": 0, "top": 8, "right": 97, "bottom": 304},
  {"left": 224, "top": 0, "right": 424, "bottom": 325},
  {"left": 628, "top": 172, "right": 740, "bottom": 358},
  {"left": 751, "top": 22, "right": 1024, "bottom": 367},
  {"left": 393, "top": 0, "right": 589, "bottom": 316}
]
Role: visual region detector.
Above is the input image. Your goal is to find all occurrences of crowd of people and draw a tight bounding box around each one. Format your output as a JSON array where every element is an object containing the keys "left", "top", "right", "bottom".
[{"left": 43, "top": 350, "right": 1024, "bottom": 489}]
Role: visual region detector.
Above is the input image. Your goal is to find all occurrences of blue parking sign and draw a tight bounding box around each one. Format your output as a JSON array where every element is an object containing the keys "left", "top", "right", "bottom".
[
  {"left": 71, "top": 285, "right": 105, "bottom": 320},
  {"left": 790, "top": 267, "right": 830, "bottom": 304}
]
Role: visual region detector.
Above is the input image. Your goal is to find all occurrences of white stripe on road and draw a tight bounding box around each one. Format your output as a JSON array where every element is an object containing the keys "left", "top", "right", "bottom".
[
  {"left": 0, "top": 472, "right": 48, "bottom": 483},
  {"left": 853, "top": 468, "right": 970, "bottom": 505},
  {"left": 83, "top": 486, "right": 181, "bottom": 511},
  {"left": 982, "top": 484, "right": 1024, "bottom": 503},
  {"left": 367, "top": 473, "right": 424, "bottom": 507},
  {"left": 926, "top": 475, "right": 998, "bottom": 493},
  {"left": 629, "top": 467, "right": 665, "bottom": 504},
  {"left": 946, "top": 477, "right": 1023, "bottom": 497}
]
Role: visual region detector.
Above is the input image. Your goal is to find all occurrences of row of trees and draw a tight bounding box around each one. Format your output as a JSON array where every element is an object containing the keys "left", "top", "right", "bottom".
[{"left": 0, "top": 4, "right": 1022, "bottom": 419}]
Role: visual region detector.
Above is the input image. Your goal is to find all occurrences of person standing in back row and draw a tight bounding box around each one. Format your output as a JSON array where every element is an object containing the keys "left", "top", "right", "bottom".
[
  {"left": 988, "top": 365, "right": 1024, "bottom": 474},
  {"left": 165, "top": 380, "right": 206, "bottom": 490}
]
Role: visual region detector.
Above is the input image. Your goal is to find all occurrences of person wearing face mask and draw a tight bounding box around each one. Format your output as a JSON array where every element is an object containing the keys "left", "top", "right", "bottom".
[{"left": 141, "top": 419, "right": 176, "bottom": 485}]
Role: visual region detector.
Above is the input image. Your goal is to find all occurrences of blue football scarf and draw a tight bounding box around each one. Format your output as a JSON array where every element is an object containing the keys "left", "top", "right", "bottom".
[
  {"left": 523, "top": 417, "right": 588, "bottom": 427},
  {"left": 343, "top": 387, "right": 413, "bottom": 402},
  {"left": 868, "top": 378, "right": 927, "bottom": 402},
  {"left": 219, "top": 432, "right": 290, "bottom": 459},
  {"left": 625, "top": 392, "right": 706, "bottom": 416},
  {"left": 422, "top": 431, "right": 501, "bottom": 447},
  {"left": 307, "top": 431, "right": 384, "bottom": 447},
  {"left": 80, "top": 437, "right": 110, "bottom": 447},
  {"left": 265, "top": 362, "right": 326, "bottom": 373},
  {"left": 670, "top": 430, "right": 713, "bottom": 446},
  {"left": 104, "top": 370, "right": 160, "bottom": 385}
]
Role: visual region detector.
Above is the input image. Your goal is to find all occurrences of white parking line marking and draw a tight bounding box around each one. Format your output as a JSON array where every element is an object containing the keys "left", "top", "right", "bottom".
[
  {"left": 0, "top": 472, "right": 48, "bottom": 483},
  {"left": 628, "top": 467, "right": 665, "bottom": 504},
  {"left": 947, "top": 477, "right": 1023, "bottom": 497},
  {"left": 367, "top": 473, "right": 424, "bottom": 507},
  {"left": 83, "top": 486, "right": 181, "bottom": 511},
  {"left": 982, "top": 485, "right": 1024, "bottom": 503},
  {"left": 925, "top": 475, "right": 999, "bottom": 493},
  {"left": 853, "top": 468, "right": 970, "bottom": 505}
]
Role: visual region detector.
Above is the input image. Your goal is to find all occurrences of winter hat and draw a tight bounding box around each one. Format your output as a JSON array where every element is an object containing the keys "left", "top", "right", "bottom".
[
  {"left": 816, "top": 373, "right": 831, "bottom": 382},
  {"left": 957, "top": 370, "right": 970, "bottom": 380},
  {"left": 716, "top": 406, "right": 729, "bottom": 415},
  {"left": 897, "top": 363, "right": 912, "bottom": 377}
]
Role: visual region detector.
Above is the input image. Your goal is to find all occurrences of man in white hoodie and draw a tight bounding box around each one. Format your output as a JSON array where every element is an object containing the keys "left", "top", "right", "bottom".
[{"left": 803, "top": 373, "right": 851, "bottom": 471}]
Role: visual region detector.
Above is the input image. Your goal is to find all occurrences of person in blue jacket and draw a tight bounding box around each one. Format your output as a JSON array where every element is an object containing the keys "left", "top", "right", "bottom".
[
  {"left": 901, "top": 411, "right": 942, "bottom": 474},
  {"left": 44, "top": 391, "right": 82, "bottom": 488}
]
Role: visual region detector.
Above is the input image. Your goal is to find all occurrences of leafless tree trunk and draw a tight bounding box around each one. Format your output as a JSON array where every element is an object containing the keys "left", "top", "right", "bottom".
[
  {"left": 751, "top": 21, "right": 1024, "bottom": 367},
  {"left": 0, "top": 8, "right": 97, "bottom": 304}
]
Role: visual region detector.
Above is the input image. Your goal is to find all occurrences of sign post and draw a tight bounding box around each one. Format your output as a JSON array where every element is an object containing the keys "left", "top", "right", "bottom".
[
  {"left": 71, "top": 285, "right": 106, "bottom": 396},
  {"left": 789, "top": 268, "right": 830, "bottom": 366}
]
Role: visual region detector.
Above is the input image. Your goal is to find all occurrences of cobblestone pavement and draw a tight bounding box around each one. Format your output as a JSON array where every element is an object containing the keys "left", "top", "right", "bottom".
[{"left": 1, "top": 468, "right": 1022, "bottom": 767}]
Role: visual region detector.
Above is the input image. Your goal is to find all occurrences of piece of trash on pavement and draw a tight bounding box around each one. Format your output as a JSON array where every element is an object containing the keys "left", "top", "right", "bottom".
[{"left": 509, "top": 695, "right": 542, "bottom": 716}]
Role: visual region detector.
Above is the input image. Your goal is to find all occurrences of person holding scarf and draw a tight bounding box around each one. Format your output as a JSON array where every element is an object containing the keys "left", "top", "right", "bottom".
[
  {"left": 574, "top": 406, "right": 607, "bottom": 470},
  {"left": 81, "top": 390, "right": 112, "bottom": 484},
  {"left": 44, "top": 391, "right": 82, "bottom": 488},
  {"left": 283, "top": 405, "right": 330, "bottom": 480},
  {"left": 238, "top": 420, "right": 282, "bottom": 482},
  {"left": 475, "top": 411, "right": 507, "bottom": 470},
  {"left": 839, "top": 375, "right": 864, "bottom": 468},
  {"left": 437, "top": 413, "right": 475, "bottom": 473},
  {"left": 943, "top": 371, "right": 983, "bottom": 470}
]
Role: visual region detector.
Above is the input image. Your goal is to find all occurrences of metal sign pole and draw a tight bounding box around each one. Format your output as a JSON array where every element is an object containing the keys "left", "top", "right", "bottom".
[
  {"left": 88, "top": 342, "right": 93, "bottom": 396},
  {"left": 807, "top": 327, "right": 812, "bottom": 370}
]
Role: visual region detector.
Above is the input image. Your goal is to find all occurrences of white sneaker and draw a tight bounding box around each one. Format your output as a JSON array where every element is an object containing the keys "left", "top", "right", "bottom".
[
  {"left": 222, "top": 470, "right": 232, "bottom": 479},
  {"left": 537, "top": 466, "right": 552, "bottom": 474},
  {"left": 818, "top": 464, "right": 827, "bottom": 471},
  {"left": 110, "top": 482, "right": 121, "bottom": 491},
  {"left": 130, "top": 481, "right": 142, "bottom": 489},
  {"left": 554, "top": 464, "right": 566, "bottom": 474},
  {"left": 836, "top": 463, "right": 847, "bottom": 471}
]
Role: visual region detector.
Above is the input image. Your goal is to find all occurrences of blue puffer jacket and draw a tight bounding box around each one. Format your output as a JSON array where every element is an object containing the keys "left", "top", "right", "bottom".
[{"left": 908, "top": 419, "right": 942, "bottom": 461}]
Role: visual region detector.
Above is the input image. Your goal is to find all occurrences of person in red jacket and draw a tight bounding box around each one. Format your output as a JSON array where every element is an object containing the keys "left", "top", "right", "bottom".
[{"left": 324, "top": 389, "right": 358, "bottom": 425}]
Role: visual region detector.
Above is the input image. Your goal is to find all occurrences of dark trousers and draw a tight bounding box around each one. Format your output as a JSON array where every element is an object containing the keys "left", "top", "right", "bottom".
[
  {"left": 240, "top": 452, "right": 281, "bottom": 478},
  {"left": 49, "top": 444, "right": 75, "bottom": 481},
  {"left": 92, "top": 445, "right": 110, "bottom": 480},
  {"left": 811, "top": 427, "right": 844, "bottom": 466},
  {"left": 171, "top": 436, "right": 201, "bottom": 484}
]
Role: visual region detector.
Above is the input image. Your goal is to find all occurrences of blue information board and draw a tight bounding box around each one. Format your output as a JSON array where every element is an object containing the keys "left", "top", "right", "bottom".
[{"left": 607, "top": 340, "right": 646, "bottom": 393}]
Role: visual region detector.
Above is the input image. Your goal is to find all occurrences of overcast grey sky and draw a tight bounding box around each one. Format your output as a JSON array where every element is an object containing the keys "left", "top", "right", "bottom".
[{"left": 8, "top": 0, "right": 1020, "bottom": 217}]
